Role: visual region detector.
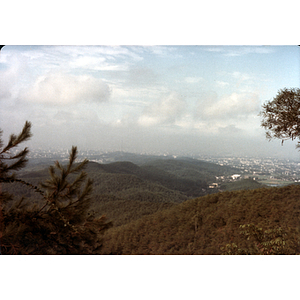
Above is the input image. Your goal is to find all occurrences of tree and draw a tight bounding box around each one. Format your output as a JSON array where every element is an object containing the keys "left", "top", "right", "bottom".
[
  {"left": 221, "top": 224, "right": 300, "bottom": 255},
  {"left": 0, "top": 121, "right": 33, "bottom": 254},
  {"left": 260, "top": 88, "right": 300, "bottom": 148},
  {"left": 0, "top": 121, "right": 112, "bottom": 254}
]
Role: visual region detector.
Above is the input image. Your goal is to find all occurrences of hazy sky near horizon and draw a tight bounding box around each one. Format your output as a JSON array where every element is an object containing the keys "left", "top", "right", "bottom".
[{"left": 0, "top": 45, "right": 299, "bottom": 158}]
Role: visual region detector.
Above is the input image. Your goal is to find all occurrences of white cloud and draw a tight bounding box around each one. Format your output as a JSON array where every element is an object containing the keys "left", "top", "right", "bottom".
[
  {"left": 203, "top": 92, "right": 260, "bottom": 120},
  {"left": 205, "top": 47, "right": 224, "bottom": 53},
  {"left": 138, "top": 92, "right": 186, "bottom": 126},
  {"left": 204, "top": 46, "right": 275, "bottom": 57},
  {"left": 184, "top": 77, "right": 203, "bottom": 83},
  {"left": 111, "top": 84, "right": 169, "bottom": 105},
  {"left": 135, "top": 46, "right": 179, "bottom": 58},
  {"left": 0, "top": 52, "right": 31, "bottom": 101},
  {"left": 68, "top": 54, "right": 129, "bottom": 71},
  {"left": 231, "top": 71, "right": 252, "bottom": 81},
  {"left": 0, "top": 69, "right": 14, "bottom": 100},
  {"left": 3, "top": 46, "right": 141, "bottom": 75},
  {"left": 128, "top": 66, "right": 159, "bottom": 85},
  {"left": 218, "top": 124, "right": 243, "bottom": 135},
  {"left": 23, "top": 72, "right": 111, "bottom": 105},
  {"left": 216, "top": 80, "right": 229, "bottom": 87},
  {"left": 224, "top": 46, "right": 275, "bottom": 57},
  {"left": 53, "top": 108, "right": 100, "bottom": 126}
]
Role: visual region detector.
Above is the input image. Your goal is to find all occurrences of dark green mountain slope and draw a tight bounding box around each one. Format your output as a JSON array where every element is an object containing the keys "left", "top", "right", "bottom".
[
  {"left": 91, "top": 195, "right": 176, "bottom": 227},
  {"left": 14, "top": 156, "right": 242, "bottom": 199},
  {"left": 86, "top": 161, "right": 208, "bottom": 198},
  {"left": 99, "top": 184, "right": 300, "bottom": 255},
  {"left": 143, "top": 158, "right": 240, "bottom": 183},
  {"left": 2, "top": 158, "right": 249, "bottom": 233},
  {"left": 91, "top": 173, "right": 187, "bottom": 203},
  {"left": 2, "top": 162, "right": 188, "bottom": 206},
  {"left": 219, "top": 178, "right": 262, "bottom": 191}
]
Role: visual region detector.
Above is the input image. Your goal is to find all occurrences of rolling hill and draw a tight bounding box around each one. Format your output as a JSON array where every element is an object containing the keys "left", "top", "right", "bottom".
[
  {"left": 142, "top": 157, "right": 240, "bottom": 182},
  {"left": 8, "top": 157, "right": 236, "bottom": 206},
  {"left": 2, "top": 156, "right": 266, "bottom": 240},
  {"left": 98, "top": 184, "right": 300, "bottom": 255},
  {"left": 3, "top": 153, "right": 300, "bottom": 254}
]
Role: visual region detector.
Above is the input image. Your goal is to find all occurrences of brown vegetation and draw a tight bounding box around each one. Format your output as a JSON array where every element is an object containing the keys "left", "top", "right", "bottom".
[{"left": 98, "top": 185, "right": 300, "bottom": 254}]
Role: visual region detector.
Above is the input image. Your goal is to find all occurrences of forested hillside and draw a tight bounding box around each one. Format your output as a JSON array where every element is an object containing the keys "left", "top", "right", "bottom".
[
  {"left": 98, "top": 184, "right": 300, "bottom": 255},
  {"left": 5, "top": 154, "right": 298, "bottom": 255},
  {"left": 142, "top": 158, "right": 239, "bottom": 183},
  {"left": 2, "top": 157, "right": 244, "bottom": 225},
  {"left": 2, "top": 157, "right": 264, "bottom": 230}
]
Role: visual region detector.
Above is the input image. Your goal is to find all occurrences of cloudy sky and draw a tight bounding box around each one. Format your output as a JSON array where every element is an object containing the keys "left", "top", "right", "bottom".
[{"left": 0, "top": 45, "right": 299, "bottom": 158}]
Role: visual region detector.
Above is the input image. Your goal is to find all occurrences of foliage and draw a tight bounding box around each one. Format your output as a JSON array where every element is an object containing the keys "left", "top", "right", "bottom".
[
  {"left": 219, "top": 179, "right": 262, "bottom": 192},
  {"left": 2, "top": 156, "right": 245, "bottom": 231},
  {"left": 0, "top": 122, "right": 111, "bottom": 254},
  {"left": 221, "top": 224, "right": 300, "bottom": 255},
  {"left": 0, "top": 121, "right": 32, "bottom": 184},
  {"left": 260, "top": 88, "right": 300, "bottom": 147},
  {"left": 0, "top": 121, "right": 33, "bottom": 253},
  {"left": 99, "top": 185, "right": 300, "bottom": 254},
  {"left": 143, "top": 158, "right": 240, "bottom": 190}
]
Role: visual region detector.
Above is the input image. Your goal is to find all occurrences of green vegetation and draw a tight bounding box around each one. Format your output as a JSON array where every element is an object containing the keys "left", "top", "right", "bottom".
[
  {"left": 0, "top": 123, "right": 111, "bottom": 254},
  {"left": 256, "top": 175, "right": 295, "bottom": 187},
  {"left": 1, "top": 155, "right": 246, "bottom": 233},
  {"left": 221, "top": 224, "right": 299, "bottom": 255},
  {"left": 98, "top": 185, "right": 300, "bottom": 254},
  {"left": 219, "top": 178, "right": 262, "bottom": 191},
  {"left": 260, "top": 87, "right": 300, "bottom": 147},
  {"left": 143, "top": 158, "right": 240, "bottom": 184},
  {"left": 4, "top": 138, "right": 300, "bottom": 255}
]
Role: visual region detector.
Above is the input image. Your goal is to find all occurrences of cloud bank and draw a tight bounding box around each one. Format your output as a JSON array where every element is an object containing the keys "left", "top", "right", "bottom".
[
  {"left": 138, "top": 92, "right": 186, "bottom": 126},
  {"left": 1, "top": 45, "right": 298, "bottom": 158},
  {"left": 23, "top": 73, "right": 111, "bottom": 105}
]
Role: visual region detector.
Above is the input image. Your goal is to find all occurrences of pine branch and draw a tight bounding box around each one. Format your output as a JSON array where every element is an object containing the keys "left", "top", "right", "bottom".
[
  {"left": 70, "top": 159, "right": 89, "bottom": 174},
  {"left": 68, "top": 171, "right": 88, "bottom": 192},
  {"left": 66, "top": 146, "right": 77, "bottom": 173},
  {"left": 1, "top": 121, "right": 32, "bottom": 154},
  {"left": 9, "top": 147, "right": 30, "bottom": 160},
  {"left": 65, "top": 178, "right": 93, "bottom": 209},
  {"left": 3, "top": 156, "right": 29, "bottom": 173},
  {"left": 0, "top": 129, "right": 3, "bottom": 149},
  {"left": 54, "top": 160, "right": 64, "bottom": 171}
]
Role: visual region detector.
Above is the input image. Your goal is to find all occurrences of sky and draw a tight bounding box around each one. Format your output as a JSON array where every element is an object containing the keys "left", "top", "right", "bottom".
[{"left": 0, "top": 45, "right": 299, "bottom": 158}]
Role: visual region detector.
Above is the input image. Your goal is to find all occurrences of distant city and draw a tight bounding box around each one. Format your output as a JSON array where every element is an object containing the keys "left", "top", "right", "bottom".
[
  {"left": 203, "top": 156, "right": 300, "bottom": 187},
  {"left": 17, "top": 147, "right": 300, "bottom": 188}
]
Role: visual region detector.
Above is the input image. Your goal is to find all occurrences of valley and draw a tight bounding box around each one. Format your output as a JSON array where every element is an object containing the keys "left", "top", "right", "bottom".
[{"left": 4, "top": 149, "right": 300, "bottom": 255}]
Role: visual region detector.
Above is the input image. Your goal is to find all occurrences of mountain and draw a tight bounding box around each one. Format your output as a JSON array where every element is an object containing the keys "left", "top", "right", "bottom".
[
  {"left": 142, "top": 157, "right": 240, "bottom": 183},
  {"left": 4, "top": 154, "right": 300, "bottom": 255},
  {"left": 98, "top": 184, "right": 300, "bottom": 254},
  {"left": 86, "top": 160, "right": 209, "bottom": 198},
  {"left": 219, "top": 178, "right": 262, "bottom": 191},
  {"left": 2, "top": 157, "right": 260, "bottom": 235}
]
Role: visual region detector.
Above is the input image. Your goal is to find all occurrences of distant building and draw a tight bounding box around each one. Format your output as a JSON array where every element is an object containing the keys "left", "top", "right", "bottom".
[
  {"left": 231, "top": 174, "right": 241, "bottom": 180},
  {"left": 209, "top": 183, "right": 219, "bottom": 188}
]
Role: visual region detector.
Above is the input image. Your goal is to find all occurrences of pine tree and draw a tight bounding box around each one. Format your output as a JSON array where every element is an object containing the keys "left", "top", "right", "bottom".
[
  {"left": 0, "top": 121, "right": 33, "bottom": 254},
  {"left": 0, "top": 122, "right": 112, "bottom": 254},
  {"left": 34, "top": 146, "right": 113, "bottom": 254}
]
